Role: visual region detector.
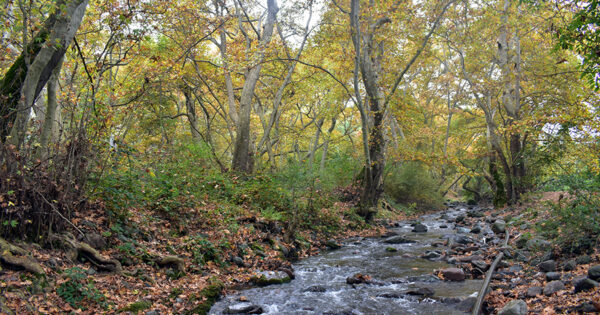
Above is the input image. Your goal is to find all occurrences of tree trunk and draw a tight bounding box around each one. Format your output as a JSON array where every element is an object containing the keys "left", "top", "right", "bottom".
[
  {"left": 2, "top": 0, "right": 88, "bottom": 147},
  {"left": 36, "top": 57, "right": 64, "bottom": 158},
  {"left": 231, "top": 0, "right": 278, "bottom": 174}
]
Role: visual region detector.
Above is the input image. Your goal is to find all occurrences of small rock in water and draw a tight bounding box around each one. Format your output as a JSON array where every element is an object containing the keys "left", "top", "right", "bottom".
[
  {"left": 441, "top": 268, "right": 465, "bottom": 281},
  {"left": 421, "top": 251, "right": 442, "bottom": 260},
  {"left": 223, "top": 303, "right": 264, "bottom": 314},
  {"left": 498, "top": 299, "right": 527, "bottom": 315},
  {"left": 385, "top": 247, "right": 398, "bottom": 252},
  {"left": 455, "top": 297, "right": 477, "bottom": 312},
  {"left": 304, "top": 285, "right": 327, "bottom": 293},
  {"left": 376, "top": 292, "right": 402, "bottom": 299},
  {"left": 383, "top": 235, "right": 416, "bottom": 244},
  {"left": 412, "top": 223, "right": 428, "bottom": 233},
  {"left": 405, "top": 287, "right": 434, "bottom": 297},
  {"left": 251, "top": 271, "right": 291, "bottom": 286},
  {"left": 470, "top": 226, "right": 481, "bottom": 234},
  {"left": 325, "top": 239, "right": 342, "bottom": 250},
  {"left": 346, "top": 273, "right": 372, "bottom": 285},
  {"left": 543, "top": 280, "right": 566, "bottom": 296}
]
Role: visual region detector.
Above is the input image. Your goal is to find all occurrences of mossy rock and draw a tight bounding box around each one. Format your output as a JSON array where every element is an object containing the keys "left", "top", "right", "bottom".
[
  {"left": 385, "top": 247, "right": 398, "bottom": 252},
  {"left": 188, "top": 280, "right": 224, "bottom": 314},
  {"left": 251, "top": 271, "right": 291, "bottom": 286}
]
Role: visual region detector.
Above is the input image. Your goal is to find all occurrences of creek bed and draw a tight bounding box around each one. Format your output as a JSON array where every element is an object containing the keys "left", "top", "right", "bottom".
[{"left": 210, "top": 207, "right": 483, "bottom": 314}]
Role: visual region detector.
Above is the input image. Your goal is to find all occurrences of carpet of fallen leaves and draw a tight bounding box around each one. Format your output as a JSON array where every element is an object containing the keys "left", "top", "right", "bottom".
[
  {"left": 0, "top": 200, "right": 417, "bottom": 314},
  {"left": 482, "top": 192, "right": 600, "bottom": 314}
]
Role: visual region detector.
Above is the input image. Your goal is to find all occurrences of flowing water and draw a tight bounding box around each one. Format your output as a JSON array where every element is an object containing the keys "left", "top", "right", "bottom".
[{"left": 210, "top": 206, "right": 482, "bottom": 314}]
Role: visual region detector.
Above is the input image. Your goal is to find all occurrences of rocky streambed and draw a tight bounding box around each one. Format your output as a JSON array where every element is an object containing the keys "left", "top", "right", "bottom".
[{"left": 209, "top": 203, "right": 509, "bottom": 315}]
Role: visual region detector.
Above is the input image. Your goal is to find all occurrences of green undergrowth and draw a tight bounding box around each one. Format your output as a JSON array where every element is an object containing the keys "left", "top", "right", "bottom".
[{"left": 90, "top": 140, "right": 369, "bottom": 239}]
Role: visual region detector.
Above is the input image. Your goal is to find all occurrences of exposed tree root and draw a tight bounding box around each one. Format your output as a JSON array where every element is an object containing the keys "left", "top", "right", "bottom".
[
  {"left": 50, "top": 234, "right": 122, "bottom": 274},
  {"left": 0, "top": 237, "right": 44, "bottom": 275}
]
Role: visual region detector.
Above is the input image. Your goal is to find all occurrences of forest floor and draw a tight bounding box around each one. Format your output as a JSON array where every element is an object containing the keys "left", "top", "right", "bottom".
[
  {"left": 0, "top": 199, "right": 416, "bottom": 314},
  {"left": 447, "top": 191, "right": 600, "bottom": 314},
  {"left": 1, "top": 192, "right": 599, "bottom": 314}
]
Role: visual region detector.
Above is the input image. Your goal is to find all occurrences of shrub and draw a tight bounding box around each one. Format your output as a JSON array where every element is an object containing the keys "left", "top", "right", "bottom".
[
  {"left": 539, "top": 172, "right": 600, "bottom": 254},
  {"left": 383, "top": 162, "right": 444, "bottom": 211}
]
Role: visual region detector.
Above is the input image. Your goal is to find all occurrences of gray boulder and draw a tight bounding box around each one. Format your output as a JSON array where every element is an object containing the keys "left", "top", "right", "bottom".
[
  {"left": 538, "top": 260, "right": 556, "bottom": 272},
  {"left": 498, "top": 299, "right": 527, "bottom": 315},
  {"left": 412, "top": 223, "right": 428, "bottom": 233},
  {"left": 526, "top": 286, "right": 542, "bottom": 297},
  {"left": 543, "top": 280, "right": 566, "bottom": 296},
  {"left": 492, "top": 220, "right": 506, "bottom": 233},
  {"left": 441, "top": 268, "right": 465, "bottom": 281},
  {"left": 588, "top": 265, "right": 600, "bottom": 281},
  {"left": 574, "top": 276, "right": 599, "bottom": 293},
  {"left": 384, "top": 236, "right": 416, "bottom": 244}
]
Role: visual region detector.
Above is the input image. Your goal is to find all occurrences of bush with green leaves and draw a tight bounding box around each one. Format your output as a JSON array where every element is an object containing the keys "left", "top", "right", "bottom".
[
  {"left": 539, "top": 172, "right": 600, "bottom": 254},
  {"left": 56, "top": 267, "right": 107, "bottom": 310},
  {"left": 383, "top": 162, "right": 444, "bottom": 211}
]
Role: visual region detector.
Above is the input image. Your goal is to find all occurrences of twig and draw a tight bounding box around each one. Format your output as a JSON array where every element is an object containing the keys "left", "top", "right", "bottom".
[
  {"left": 472, "top": 231, "right": 510, "bottom": 315},
  {"left": 35, "top": 190, "right": 85, "bottom": 238}
]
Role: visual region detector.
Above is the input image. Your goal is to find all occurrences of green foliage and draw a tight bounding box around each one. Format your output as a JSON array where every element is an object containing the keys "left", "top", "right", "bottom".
[
  {"left": 384, "top": 162, "right": 444, "bottom": 211},
  {"left": 119, "top": 300, "right": 152, "bottom": 313},
  {"left": 184, "top": 235, "right": 221, "bottom": 266},
  {"left": 539, "top": 172, "right": 600, "bottom": 254},
  {"left": 56, "top": 267, "right": 107, "bottom": 310},
  {"left": 557, "top": 0, "right": 600, "bottom": 89}
]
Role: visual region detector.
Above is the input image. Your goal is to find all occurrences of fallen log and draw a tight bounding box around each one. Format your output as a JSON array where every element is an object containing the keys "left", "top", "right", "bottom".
[{"left": 471, "top": 231, "right": 510, "bottom": 315}]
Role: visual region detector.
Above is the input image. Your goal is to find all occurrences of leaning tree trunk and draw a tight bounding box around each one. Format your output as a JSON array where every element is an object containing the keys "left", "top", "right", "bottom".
[{"left": 0, "top": 0, "right": 88, "bottom": 146}]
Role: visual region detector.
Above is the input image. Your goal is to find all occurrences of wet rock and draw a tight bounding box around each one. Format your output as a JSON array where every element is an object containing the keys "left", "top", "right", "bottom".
[
  {"left": 526, "top": 286, "right": 542, "bottom": 297},
  {"left": 304, "top": 285, "right": 327, "bottom": 293},
  {"left": 456, "top": 226, "right": 470, "bottom": 234},
  {"left": 441, "top": 268, "right": 465, "bottom": 281},
  {"left": 543, "top": 280, "right": 566, "bottom": 295},
  {"left": 454, "top": 215, "right": 465, "bottom": 223},
  {"left": 455, "top": 297, "right": 477, "bottom": 312},
  {"left": 383, "top": 236, "right": 416, "bottom": 244},
  {"left": 574, "top": 277, "right": 599, "bottom": 293},
  {"left": 439, "top": 224, "right": 448, "bottom": 229},
  {"left": 377, "top": 292, "right": 402, "bottom": 299},
  {"left": 470, "top": 226, "right": 481, "bottom": 234},
  {"left": 545, "top": 272, "right": 561, "bottom": 281},
  {"left": 498, "top": 299, "right": 527, "bottom": 315},
  {"left": 412, "top": 223, "right": 428, "bottom": 233},
  {"left": 576, "top": 255, "right": 592, "bottom": 265},
  {"left": 443, "top": 234, "right": 473, "bottom": 245},
  {"left": 405, "top": 287, "right": 434, "bottom": 297},
  {"left": 346, "top": 273, "right": 372, "bottom": 285},
  {"left": 526, "top": 238, "right": 551, "bottom": 251},
  {"left": 467, "top": 210, "right": 484, "bottom": 218},
  {"left": 406, "top": 275, "right": 442, "bottom": 283},
  {"left": 421, "top": 251, "right": 442, "bottom": 260},
  {"left": 562, "top": 259, "right": 576, "bottom": 271},
  {"left": 223, "top": 303, "right": 264, "bottom": 314},
  {"left": 492, "top": 220, "right": 506, "bottom": 233},
  {"left": 251, "top": 271, "right": 291, "bottom": 286},
  {"left": 588, "top": 265, "right": 600, "bottom": 281},
  {"left": 439, "top": 297, "right": 461, "bottom": 304},
  {"left": 538, "top": 260, "right": 556, "bottom": 272},
  {"left": 385, "top": 247, "right": 397, "bottom": 252},
  {"left": 325, "top": 239, "right": 342, "bottom": 250}
]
